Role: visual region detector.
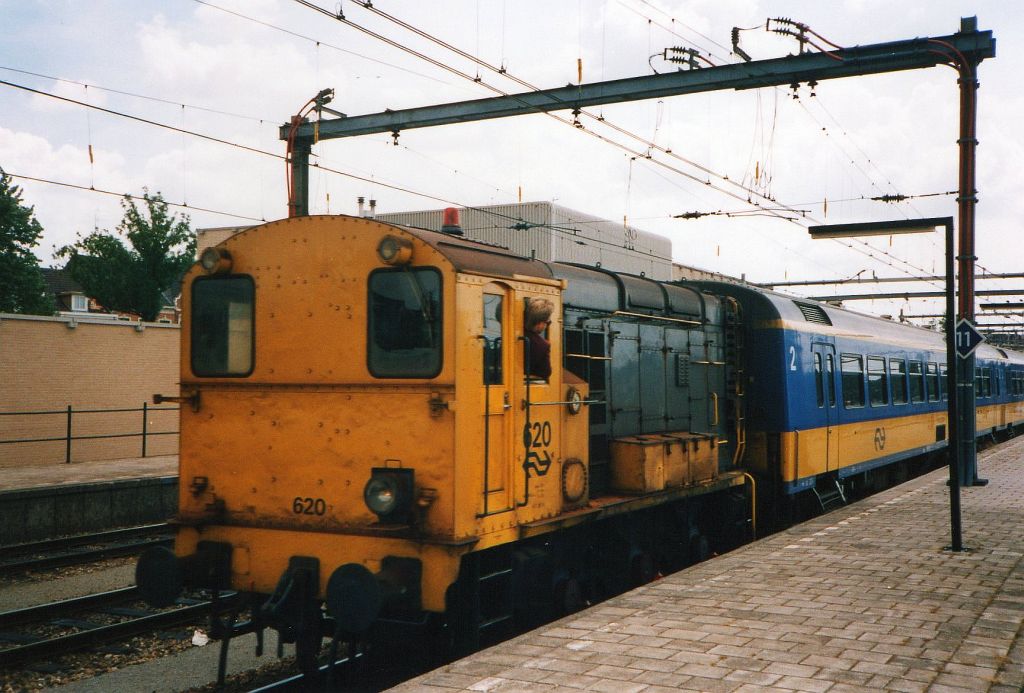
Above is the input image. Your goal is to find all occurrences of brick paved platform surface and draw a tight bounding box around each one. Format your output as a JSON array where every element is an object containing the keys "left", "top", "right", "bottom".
[
  {"left": 394, "top": 438, "right": 1024, "bottom": 692},
  {"left": 0, "top": 454, "right": 177, "bottom": 491}
]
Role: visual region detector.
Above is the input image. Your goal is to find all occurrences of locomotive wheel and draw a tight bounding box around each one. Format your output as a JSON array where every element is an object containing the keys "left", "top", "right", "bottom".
[
  {"left": 629, "top": 550, "right": 657, "bottom": 587},
  {"left": 552, "top": 574, "right": 584, "bottom": 616}
]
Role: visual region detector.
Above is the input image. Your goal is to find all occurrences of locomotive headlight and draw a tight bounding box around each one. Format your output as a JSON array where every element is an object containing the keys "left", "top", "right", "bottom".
[
  {"left": 363, "top": 468, "right": 415, "bottom": 524},
  {"left": 199, "top": 247, "right": 233, "bottom": 275},
  {"left": 376, "top": 235, "right": 413, "bottom": 265}
]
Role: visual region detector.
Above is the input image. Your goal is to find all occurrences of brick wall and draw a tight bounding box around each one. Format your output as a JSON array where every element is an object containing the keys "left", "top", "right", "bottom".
[{"left": 0, "top": 314, "right": 181, "bottom": 467}]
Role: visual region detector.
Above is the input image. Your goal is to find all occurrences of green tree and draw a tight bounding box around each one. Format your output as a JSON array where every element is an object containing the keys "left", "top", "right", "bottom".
[
  {"left": 0, "top": 168, "right": 54, "bottom": 315},
  {"left": 58, "top": 191, "right": 195, "bottom": 322}
]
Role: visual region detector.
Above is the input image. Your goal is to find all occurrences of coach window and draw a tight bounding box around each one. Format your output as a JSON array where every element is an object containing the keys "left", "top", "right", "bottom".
[
  {"left": 926, "top": 363, "right": 940, "bottom": 402},
  {"left": 368, "top": 267, "right": 443, "bottom": 378},
  {"left": 482, "top": 293, "right": 503, "bottom": 384},
  {"left": 868, "top": 356, "right": 888, "bottom": 406},
  {"left": 974, "top": 366, "right": 990, "bottom": 398},
  {"left": 992, "top": 367, "right": 1000, "bottom": 396},
  {"left": 909, "top": 361, "right": 925, "bottom": 403},
  {"left": 939, "top": 364, "right": 948, "bottom": 400},
  {"left": 841, "top": 354, "right": 865, "bottom": 408},
  {"left": 826, "top": 354, "right": 836, "bottom": 407},
  {"left": 814, "top": 353, "right": 824, "bottom": 407},
  {"left": 890, "top": 359, "right": 908, "bottom": 405},
  {"left": 191, "top": 275, "right": 254, "bottom": 377}
]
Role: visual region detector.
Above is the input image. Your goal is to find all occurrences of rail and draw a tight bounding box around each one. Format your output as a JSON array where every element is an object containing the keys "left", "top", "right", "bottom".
[
  {"left": 0, "top": 403, "right": 179, "bottom": 463},
  {"left": 0, "top": 523, "right": 173, "bottom": 574},
  {"left": 0, "top": 588, "right": 233, "bottom": 667}
]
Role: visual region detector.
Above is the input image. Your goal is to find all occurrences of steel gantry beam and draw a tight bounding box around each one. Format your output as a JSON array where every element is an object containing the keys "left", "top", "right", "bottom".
[{"left": 280, "top": 24, "right": 994, "bottom": 214}]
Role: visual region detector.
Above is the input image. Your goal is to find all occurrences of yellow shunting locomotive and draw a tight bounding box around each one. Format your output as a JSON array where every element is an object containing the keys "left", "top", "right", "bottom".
[{"left": 136, "top": 213, "right": 752, "bottom": 671}]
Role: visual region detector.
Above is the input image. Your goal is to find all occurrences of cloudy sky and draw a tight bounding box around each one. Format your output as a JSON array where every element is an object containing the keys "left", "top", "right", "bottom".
[{"left": 2, "top": 1, "right": 1021, "bottom": 326}]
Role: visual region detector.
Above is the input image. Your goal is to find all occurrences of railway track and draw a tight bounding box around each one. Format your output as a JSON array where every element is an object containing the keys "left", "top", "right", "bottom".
[
  {"left": 245, "top": 647, "right": 373, "bottom": 693},
  {"left": 0, "top": 586, "right": 232, "bottom": 668},
  {"left": 0, "top": 523, "right": 172, "bottom": 574}
]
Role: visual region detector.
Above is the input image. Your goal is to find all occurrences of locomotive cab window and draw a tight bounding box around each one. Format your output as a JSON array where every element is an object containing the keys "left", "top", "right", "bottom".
[
  {"left": 368, "top": 267, "right": 442, "bottom": 378},
  {"left": 841, "top": 354, "right": 865, "bottom": 408},
  {"left": 482, "top": 293, "right": 503, "bottom": 384},
  {"left": 191, "top": 275, "right": 254, "bottom": 377}
]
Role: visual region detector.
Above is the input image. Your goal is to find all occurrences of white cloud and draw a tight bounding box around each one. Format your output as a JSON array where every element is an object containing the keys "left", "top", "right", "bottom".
[{"left": 0, "top": 0, "right": 1019, "bottom": 304}]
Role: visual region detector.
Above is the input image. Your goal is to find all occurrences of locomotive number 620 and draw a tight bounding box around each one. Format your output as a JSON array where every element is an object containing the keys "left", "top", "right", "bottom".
[{"left": 292, "top": 497, "right": 327, "bottom": 515}]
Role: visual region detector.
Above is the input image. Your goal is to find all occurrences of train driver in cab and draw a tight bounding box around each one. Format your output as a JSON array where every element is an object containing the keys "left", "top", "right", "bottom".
[{"left": 525, "top": 297, "right": 554, "bottom": 380}]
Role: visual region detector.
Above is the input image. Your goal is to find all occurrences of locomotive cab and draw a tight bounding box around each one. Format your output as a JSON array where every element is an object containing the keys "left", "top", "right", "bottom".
[{"left": 136, "top": 214, "right": 592, "bottom": 670}]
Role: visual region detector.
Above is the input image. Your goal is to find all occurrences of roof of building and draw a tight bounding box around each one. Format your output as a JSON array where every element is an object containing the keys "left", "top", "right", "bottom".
[{"left": 41, "top": 267, "right": 85, "bottom": 296}]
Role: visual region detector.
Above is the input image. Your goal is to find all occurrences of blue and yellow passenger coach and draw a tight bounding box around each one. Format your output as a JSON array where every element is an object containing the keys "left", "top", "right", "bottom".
[{"left": 698, "top": 281, "right": 1024, "bottom": 515}]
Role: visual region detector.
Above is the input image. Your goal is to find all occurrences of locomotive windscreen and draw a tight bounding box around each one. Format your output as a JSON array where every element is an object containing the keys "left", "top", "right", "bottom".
[
  {"left": 191, "top": 275, "right": 255, "bottom": 377},
  {"left": 368, "top": 267, "right": 443, "bottom": 378}
]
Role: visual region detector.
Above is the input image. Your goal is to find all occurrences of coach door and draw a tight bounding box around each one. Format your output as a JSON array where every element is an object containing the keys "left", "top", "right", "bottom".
[
  {"left": 812, "top": 343, "right": 839, "bottom": 472},
  {"left": 480, "top": 285, "right": 513, "bottom": 515}
]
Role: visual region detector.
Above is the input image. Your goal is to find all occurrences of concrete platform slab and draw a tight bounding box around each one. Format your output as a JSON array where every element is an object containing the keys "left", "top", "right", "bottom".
[{"left": 0, "top": 456, "right": 178, "bottom": 544}]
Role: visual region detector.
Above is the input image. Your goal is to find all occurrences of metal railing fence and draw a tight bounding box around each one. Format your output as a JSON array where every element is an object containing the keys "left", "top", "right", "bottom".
[{"left": 0, "top": 404, "right": 179, "bottom": 463}]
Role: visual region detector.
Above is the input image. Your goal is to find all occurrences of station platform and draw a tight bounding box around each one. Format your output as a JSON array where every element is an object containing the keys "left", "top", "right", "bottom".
[
  {"left": 394, "top": 437, "right": 1024, "bottom": 692},
  {"left": 0, "top": 456, "right": 178, "bottom": 545}
]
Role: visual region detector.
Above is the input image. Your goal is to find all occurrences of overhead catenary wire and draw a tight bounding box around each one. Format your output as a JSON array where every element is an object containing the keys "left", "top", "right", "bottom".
[
  {"left": 292, "top": 0, "right": 801, "bottom": 221},
  {"left": 292, "top": 0, "right": 890, "bottom": 285},
  {"left": 300, "top": 0, "right": 948, "bottom": 288},
  {"left": 337, "top": 0, "right": 801, "bottom": 215},
  {"left": 7, "top": 172, "right": 266, "bottom": 222},
  {"left": 0, "top": 64, "right": 274, "bottom": 123},
  {"left": 2, "top": 78, "right": 670, "bottom": 260},
  {"left": 8, "top": 6, "right": 974, "bottom": 296},
  {"left": 190, "top": 0, "right": 463, "bottom": 89},
  {"left": 618, "top": 2, "right": 932, "bottom": 224}
]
